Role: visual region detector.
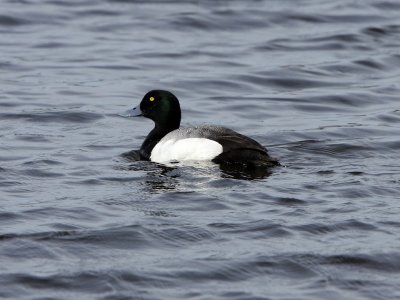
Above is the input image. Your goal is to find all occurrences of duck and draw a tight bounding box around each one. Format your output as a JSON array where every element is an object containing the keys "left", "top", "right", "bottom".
[{"left": 126, "top": 90, "right": 279, "bottom": 167}]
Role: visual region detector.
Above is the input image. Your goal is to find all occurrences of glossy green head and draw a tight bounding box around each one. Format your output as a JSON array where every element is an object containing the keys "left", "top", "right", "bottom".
[{"left": 130, "top": 90, "right": 181, "bottom": 130}]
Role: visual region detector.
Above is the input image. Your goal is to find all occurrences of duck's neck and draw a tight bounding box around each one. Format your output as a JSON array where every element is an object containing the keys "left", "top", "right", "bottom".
[
  {"left": 139, "top": 97, "right": 181, "bottom": 160},
  {"left": 139, "top": 123, "right": 179, "bottom": 160}
]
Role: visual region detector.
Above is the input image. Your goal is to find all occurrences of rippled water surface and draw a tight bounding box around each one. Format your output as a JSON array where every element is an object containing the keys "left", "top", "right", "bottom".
[{"left": 1, "top": 0, "right": 400, "bottom": 299}]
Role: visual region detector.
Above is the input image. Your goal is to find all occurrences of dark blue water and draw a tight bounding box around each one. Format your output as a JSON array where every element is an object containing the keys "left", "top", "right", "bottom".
[{"left": 1, "top": 0, "right": 400, "bottom": 299}]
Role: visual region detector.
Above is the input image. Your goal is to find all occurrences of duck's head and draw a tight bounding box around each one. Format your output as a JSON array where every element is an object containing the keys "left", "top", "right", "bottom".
[{"left": 127, "top": 90, "right": 181, "bottom": 129}]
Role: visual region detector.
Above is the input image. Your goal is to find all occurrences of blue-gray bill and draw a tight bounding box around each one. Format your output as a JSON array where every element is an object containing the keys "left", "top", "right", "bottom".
[{"left": 120, "top": 105, "right": 143, "bottom": 118}]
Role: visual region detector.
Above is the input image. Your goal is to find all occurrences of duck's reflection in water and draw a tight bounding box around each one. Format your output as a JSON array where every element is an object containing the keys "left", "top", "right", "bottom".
[{"left": 121, "top": 149, "right": 275, "bottom": 190}]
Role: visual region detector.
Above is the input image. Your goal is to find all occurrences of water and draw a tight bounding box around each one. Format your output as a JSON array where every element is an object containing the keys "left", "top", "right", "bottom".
[{"left": 1, "top": 0, "right": 400, "bottom": 299}]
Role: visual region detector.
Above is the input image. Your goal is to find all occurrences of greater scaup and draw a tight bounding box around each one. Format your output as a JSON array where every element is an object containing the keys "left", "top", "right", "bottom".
[{"left": 126, "top": 90, "right": 279, "bottom": 167}]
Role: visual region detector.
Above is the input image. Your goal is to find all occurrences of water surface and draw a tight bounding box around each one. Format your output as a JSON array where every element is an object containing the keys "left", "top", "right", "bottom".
[{"left": 1, "top": 0, "right": 400, "bottom": 299}]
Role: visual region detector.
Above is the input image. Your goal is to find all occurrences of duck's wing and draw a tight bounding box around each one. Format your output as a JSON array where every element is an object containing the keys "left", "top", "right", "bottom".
[
  {"left": 166, "top": 125, "right": 268, "bottom": 154},
  {"left": 201, "top": 126, "right": 268, "bottom": 154},
  {"left": 163, "top": 126, "right": 278, "bottom": 166}
]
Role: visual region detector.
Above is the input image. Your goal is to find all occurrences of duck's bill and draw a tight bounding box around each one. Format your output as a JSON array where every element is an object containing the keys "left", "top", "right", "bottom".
[{"left": 121, "top": 105, "right": 143, "bottom": 118}]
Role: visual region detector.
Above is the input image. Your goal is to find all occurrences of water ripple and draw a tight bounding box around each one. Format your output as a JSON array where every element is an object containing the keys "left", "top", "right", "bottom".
[
  {"left": 0, "top": 111, "right": 103, "bottom": 123},
  {"left": 1, "top": 0, "right": 400, "bottom": 299}
]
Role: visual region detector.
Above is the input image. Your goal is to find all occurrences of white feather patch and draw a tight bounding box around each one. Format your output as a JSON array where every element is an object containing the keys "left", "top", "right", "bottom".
[{"left": 150, "top": 138, "right": 223, "bottom": 163}]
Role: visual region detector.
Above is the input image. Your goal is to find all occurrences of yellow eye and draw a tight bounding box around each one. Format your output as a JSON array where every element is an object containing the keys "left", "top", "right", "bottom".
[{"left": 149, "top": 97, "right": 155, "bottom": 102}]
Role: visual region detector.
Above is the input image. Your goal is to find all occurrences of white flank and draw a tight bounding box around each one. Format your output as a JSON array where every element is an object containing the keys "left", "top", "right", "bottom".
[{"left": 150, "top": 138, "right": 223, "bottom": 163}]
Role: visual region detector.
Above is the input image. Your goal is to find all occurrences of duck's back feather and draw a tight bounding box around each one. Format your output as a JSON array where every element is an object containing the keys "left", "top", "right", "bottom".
[{"left": 153, "top": 125, "right": 278, "bottom": 166}]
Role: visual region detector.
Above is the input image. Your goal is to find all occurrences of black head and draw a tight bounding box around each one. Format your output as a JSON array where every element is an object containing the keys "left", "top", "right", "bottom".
[{"left": 130, "top": 90, "right": 181, "bottom": 130}]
